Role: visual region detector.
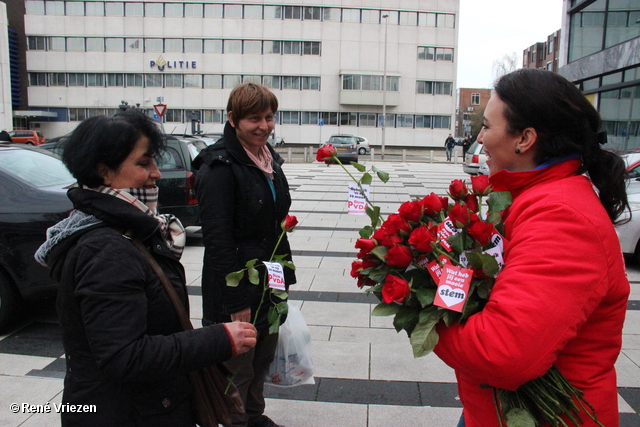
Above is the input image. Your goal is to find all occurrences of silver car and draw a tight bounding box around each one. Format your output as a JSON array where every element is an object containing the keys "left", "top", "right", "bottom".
[{"left": 463, "top": 141, "right": 487, "bottom": 175}]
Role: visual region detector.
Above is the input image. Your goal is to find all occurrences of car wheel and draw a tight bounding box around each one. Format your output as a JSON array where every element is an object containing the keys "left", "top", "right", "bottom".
[
  {"left": 26, "top": 141, "right": 34, "bottom": 145},
  {"left": 0, "top": 269, "right": 20, "bottom": 331},
  {"left": 358, "top": 148, "right": 366, "bottom": 155}
]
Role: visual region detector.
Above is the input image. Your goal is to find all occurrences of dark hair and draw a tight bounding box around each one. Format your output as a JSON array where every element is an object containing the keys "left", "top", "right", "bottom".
[
  {"left": 62, "top": 109, "right": 166, "bottom": 187},
  {"left": 226, "top": 83, "right": 278, "bottom": 122},
  {"left": 494, "top": 68, "right": 629, "bottom": 223}
]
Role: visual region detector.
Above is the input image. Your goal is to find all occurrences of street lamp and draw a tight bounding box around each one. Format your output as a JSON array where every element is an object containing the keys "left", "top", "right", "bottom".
[{"left": 381, "top": 13, "right": 389, "bottom": 160}]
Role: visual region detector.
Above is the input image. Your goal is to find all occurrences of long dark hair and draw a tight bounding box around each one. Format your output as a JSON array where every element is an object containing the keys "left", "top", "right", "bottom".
[{"left": 494, "top": 68, "right": 629, "bottom": 223}]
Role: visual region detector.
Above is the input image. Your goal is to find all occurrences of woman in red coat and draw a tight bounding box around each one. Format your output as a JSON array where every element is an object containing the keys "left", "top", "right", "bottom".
[{"left": 434, "top": 69, "right": 630, "bottom": 426}]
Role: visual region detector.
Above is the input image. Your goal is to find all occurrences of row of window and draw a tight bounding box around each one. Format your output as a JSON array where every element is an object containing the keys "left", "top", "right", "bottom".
[
  {"left": 417, "top": 47, "right": 454, "bottom": 62},
  {"left": 29, "top": 73, "right": 322, "bottom": 90},
  {"left": 25, "top": 1, "right": 456, "bottom": 28},
  {"left": 28, "top": 36, "right": 321, "bottom": 55},
  {"left": 63, "top": 107, "right": 452, "bottom": 129}
]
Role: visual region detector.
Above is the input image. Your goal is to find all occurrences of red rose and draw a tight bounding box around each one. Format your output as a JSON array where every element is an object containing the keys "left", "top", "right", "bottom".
[
  {"left": 448, "top": 202, "right": 471, "bottom": 228},
  {"left": 449, "top": 179, "right": 468, "bottom": 200},
  {"left": 355, "top": 238, "right": 376, "bottom": 258},
  {"left": 408, "top": 224, "right": 437, "bottom": 253},
  {"left": 463, "top": 194, "right": 479, "bottom": 213},
  {"left": 419, "top": 193, "right": 446, "bottom": 217},
  {"left": 316, "top": 144, "right": 336, "bottom": 163},
  {"left": 467, "top": 220, "right": 495, "bottom": 246},
  {"left": 471, "top": 175, "right": 491, "bottom": 195},
  {"left": 372, "top": 227, "right": 402, "bottom": 247},
  {"left": 281, "top": 215, "right": 298, "bottom": 232},
  {"left": 350, "top": 260, "right": 363, "bottom": 278},
  {"left": 383, "top": 213, "right": 411, "bottom": 235},
  {"left": 382, "top": 275, "right": 411, "bottom": 303},
  {"left": 398, "top": 200, "right": 423, "bottom": 222},
  {"left": 385, "top": 244, "right": 413, "bottom": 268}
]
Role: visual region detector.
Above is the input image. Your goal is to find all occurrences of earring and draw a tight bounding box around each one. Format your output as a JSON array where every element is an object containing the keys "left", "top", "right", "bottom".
[{"left": 515, "top": 148, "right": 521, "bottom": 154}]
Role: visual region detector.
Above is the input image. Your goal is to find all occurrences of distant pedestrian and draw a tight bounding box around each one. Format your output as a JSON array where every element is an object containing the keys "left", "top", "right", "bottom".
[
  {"left": 444, "top": 134, "right": 456, "bottom": 161},
  {"left": 0, "top": 130, "right": 12, "bottom": 142},
  {"left": 462, "top": 136, "right": 471, "bottom": 158}
]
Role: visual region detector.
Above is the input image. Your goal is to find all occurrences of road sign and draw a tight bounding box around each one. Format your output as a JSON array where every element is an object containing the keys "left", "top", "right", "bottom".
[
  {"left": 153, "top": 104, "right": 167, "bottom": 117},
  {"left": 318, "top": 118, "right": 324, "bottom": 126}
]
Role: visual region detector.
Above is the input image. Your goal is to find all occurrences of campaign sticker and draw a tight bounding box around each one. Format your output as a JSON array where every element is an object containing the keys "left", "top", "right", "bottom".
[
  {"left": 348, "top": 183, "right": 370, "bottom": 215},
  {"left": 433, "top": 265, "right": 472, "bottom": 312},
  {"left": 426, "top": 255, "right": 451, "bottom": 283},
  {"left": 263, "top": 261, "right": 286, "bottom": 290},
  {"left": 437, "top": 217, "right": 460, "bottom": 252}
]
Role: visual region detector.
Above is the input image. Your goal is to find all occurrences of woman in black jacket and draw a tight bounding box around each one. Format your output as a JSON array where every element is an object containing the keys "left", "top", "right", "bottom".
[
  {"left": 35, "top": 109, "right": 256, "bottom": 426},
  {"left": 193, "top": 83, "right": 296, "bottom": 427}
]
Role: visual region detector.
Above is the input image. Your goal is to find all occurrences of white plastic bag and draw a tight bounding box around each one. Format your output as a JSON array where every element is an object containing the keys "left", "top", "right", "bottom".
[{"left": 265, "top": 304, "right": 315, "bottom": 387}]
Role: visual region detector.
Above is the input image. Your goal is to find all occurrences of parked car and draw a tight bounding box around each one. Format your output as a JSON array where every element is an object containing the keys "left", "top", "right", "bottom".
[
  {"left": 477, "top": 161, "right": 489, "bottom": 176},
  {"left": 0, "top": 144, "right": 75, "bottom": 330},
  {"left": 355, "top": 136, "right": 370, "bottom": 155},
  {"left": 268, "top": 131, "right": 284, "bottom": 147},
  {"left": 7, "top": 130, "right": 45, "bottom": 145},
  {"left": 463, "top": 141, "right": 487, "bottom": 175},
  {"left": 322, "top": 135, "right": 359, "bottom": 163},
  {"left": 617, "top": 186, "right": 640, "bottom": 263}
]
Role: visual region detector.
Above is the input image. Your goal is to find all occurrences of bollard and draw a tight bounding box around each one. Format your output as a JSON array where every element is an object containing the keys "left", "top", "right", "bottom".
[
  {"left": 454, "top": 152, "right": 458, "bottom": 164},
  {"left": 303, "top": 147, "right": 308, "bottom": 163},
  {"left": 287, "top": 147, "right": 292, "bottom": 163},
  {"left": 402, "top": 149, "right": 406, "bottom": 163},
  {"left": 429, "top": 150, "right": 433, "bottom": 163},
  {"left": 370, "top": 148, "right": 374, "bottom": 161}
]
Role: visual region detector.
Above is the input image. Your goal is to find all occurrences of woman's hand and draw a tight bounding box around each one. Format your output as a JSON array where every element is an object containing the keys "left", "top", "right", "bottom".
[
  {"left": 230, "top": 307, "right": 251, "bottom": 323},
  {"left": 223, "top": 322, "right": 257, "bottom": 356}
]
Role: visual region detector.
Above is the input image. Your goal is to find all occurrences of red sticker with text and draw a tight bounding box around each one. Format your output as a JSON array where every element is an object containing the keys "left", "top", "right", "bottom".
[
  {"left": 437, "top": 217, "right": 460, "bottom": 252},
  {"left": 426, "top": 255, "right": 450, "bottom": 283},
  {"left": 434, "top": 265, "right": 472, "bottom": 312}
]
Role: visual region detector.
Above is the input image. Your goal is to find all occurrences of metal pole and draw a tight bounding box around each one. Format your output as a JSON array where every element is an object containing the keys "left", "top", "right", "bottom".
[{"left": 381, "top": 14, "right": 389, "bottom": 161}]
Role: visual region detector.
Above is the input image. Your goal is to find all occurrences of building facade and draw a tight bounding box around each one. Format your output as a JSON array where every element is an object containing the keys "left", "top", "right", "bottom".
[
  {"left": 17, "top": 0, "right": 460, "bottom": 148},
  {"left": 455, "top": 87, "right": 490, "bottom": 138},
  {"left": 558, "top": 0, "right": 639, "bottom": 150},
  {"left": 523, "top": 29, "right": 560, "bottom": 72}
]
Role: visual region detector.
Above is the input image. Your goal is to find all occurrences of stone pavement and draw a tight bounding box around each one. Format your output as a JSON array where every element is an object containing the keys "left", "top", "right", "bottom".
[{"left": 1, "top": 160, "right": 640, "bottom": 426}]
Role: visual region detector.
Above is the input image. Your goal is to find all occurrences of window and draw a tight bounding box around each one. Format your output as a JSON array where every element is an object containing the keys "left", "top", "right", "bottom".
[
  {"left": 244, "top": 40, "right": 262, "bottom": 54},
  {"left": 304, "top": 7, "right": 321, "bottom": 20},
  {"left": 203, "top": 75, "right": 222, "bottom": 88},
  {"left": 126, "top": 38, "right": 142, "bottom": 51},
  {"left": 49, "top": 73, "right": 66, "bottom": 86},
  {"left": 164, "top": 3, "right": 183, "bottom": 17},
  {"left": 264, "top": 41, "right": 281, "bottom": 54},
  {"left": 107, "top": 73, "right": 124, "bottom": 86},
  {"left": 204, "top": 40, "right": 223, "bottom": 53},
  {"left": 302, "top": 42, "right": 320, "bottom": 55},
  {"left": 416, "top": 81, "right": 433, "bottom": 94},
  {"left": 145, "top": 39, "right": 163, "bottom": 52},
  {"left": 125, "top": 2, "right": 143, "bottom": 16},
  {"left": 86, "top": 2, "right": 104, "bottom": 16},
  {"left": 381, "top": 11, "right": 399, "bottom": 25},
  {"left": 281, "top": 111, "right": 300, "bottom": 124},
  {"left": 283, "top": 6, "right": 301, "bottom": 19},
  {"left": 243, "top": 75, "right": 261, "bottom": 84},
  {"left": 437, "top": 14, "right": 455, "bottom": 28},
  {"left": 165, "top": 109, "right": 183, "bottom": 122},
  {"left": 28, "top": 36, "right": 46, "bottom": 50},
  {"left": 126, "top": 74, "right": 143, "bottom": 87},
  {"left": 342, "top": 9, "right": 360, "bottom": 23},
  {"left": 145, "top": 3, "right": 163, "bottom": 17},
  {"left": 48, "top": 37, "right": 65, "bottom": 51},
  {"left": 105, "top": 2, "right": 124, "bottom": 16},
  {"left": 471, "top": 93, "right": 480, "bottom": 105},
  {"left": 86, "top": 38, "right": 105, "bottom": 52},
  {"left": 165, "top": 74, "right": 183, "bottom": 88},
  {"left": 224, "top": 4, "right": 242, "bottom": 18},
  {"left": 69, "top": 108, "right": 87, "bottom": 121},
  {"left": 264, "top": 6, "right": 281, "bottom": 19},
  {"left": 203, "top": 110, "right": 224, "bottom": 123},
  {"left": 87, "top": 74, "right": 104, "bottom": 87},
  {"left": 434, "top": 82, "right": 452, "bottom": 95},
  {"left": 245, "top": 5, "right": 262, "bottom": 19},
  {"left": 361, "top": 9, "right": 379, "bottom": 23},
  {"left": 379, "top": 113, "right": 395, "bottom": 128},
  {"left": 418, "top": 47, "right": 435, "bottom": 60},
  {"left": 26, "top": 0, "right": 45, "bottom": 14},
  {"left": 433, "top": 116, "right": 451, "bottom": 128},
  {"left": 362, "top": 75, "right": 382, "bottom": 90},
  {"left": 87, "top": 108, "right": 105, "bottom": 118},
  {"left": 548, "top": 37, "right": 554, "bottom": 54},
  {"left": 68, "top": 73, "right": 86, "bottom": 87},
  {"left": 302, "top": 76, "right": 320, "bottom": 90},
  {"left": 282, "top": 41, "right": 300, "bottom": 55},
  {"left": 301, "top": 111, "right": 319, "bottom": 124},
  {"left": 397, "top": 114, "right": 413, "bottom": 127},
  {"left": 165, "top": 39, "right": 183, "bottom": 53},
  {"left": 419, "top": 12, "right": 436, "bottom": 27},
  {"left": 340, "top": 112, "right": 357, "bottom": 126},
  {"left": 223, "top": 75, "right": 242, "bottom": 88},
  {"left": 399, "top": 12, "right": 417, "bottom": 26},
  {"left": 106, "top": 38, "right": 124, "bottom": 52},
  {"left": 282, "top": 76, "right": 300, "bottom": 90},
  {"left": 224, "top": 40, "right": 242, "bottom": 53},
  {"left": 67, "top": 38, "right": 85, "bottom": 52},
  {"left": 29, "top": 73, "right": 47, "bottom": 86},
  {"left": 415, "top": 115, "right": 432, "bottom": 128},
  {"left": 436, "top": 48, "right": 454, "bottom": 61},
  {"left": 321, "top": 112, "right": 338, "bottom": 125},
  {"left": 323, "top": 8, "right": 340, "bottom": 21},
  {"left": 204, "top": 4, "right": 223, "bottom": 18},
  {"left": 184, "top": 39, "right": 203, "bottom": 53},
  {"left": 145, "top": 74, "right": 163, "bottom": 87},
  {"left": 343, "top": 75, "right": 361, "bottom": 90},
  {"left": 46, "top": 1, "right": 64, "bottom": 15},
  {"left": 263, "top": 76, "right": 280, "bottom": 89},
  {"left": 66, "top": 1, "right": 84, "bottom": 15},
  {"left": 184, "top": 3, "right": 203, "bottom": 17},
  {"left": 359, "top": 113, "right": 377, "bottom": 127}
]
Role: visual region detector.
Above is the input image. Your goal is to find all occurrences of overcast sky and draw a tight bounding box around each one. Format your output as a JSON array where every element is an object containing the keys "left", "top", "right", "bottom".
[{"left": 457, "top": 0, "right": 564, "bottom": 89}]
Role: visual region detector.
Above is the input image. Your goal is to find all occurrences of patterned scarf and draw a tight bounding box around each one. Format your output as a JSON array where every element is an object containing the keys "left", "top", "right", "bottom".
[
  {"left": 84, "top": 185, "right": 186, "bottom": 259},
  {"left": 243, "top": 145, "right": 274, "bottom": 176}
]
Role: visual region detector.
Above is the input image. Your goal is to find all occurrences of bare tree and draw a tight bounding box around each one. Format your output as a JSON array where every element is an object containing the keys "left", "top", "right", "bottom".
[{"left": 492, "top": 52, "right": 519, "bottom": 83}]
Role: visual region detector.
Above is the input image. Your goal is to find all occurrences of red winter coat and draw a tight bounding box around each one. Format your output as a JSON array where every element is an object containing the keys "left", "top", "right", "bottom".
[{"left": 434, "top": 159, "right": 629, "bottom": 427}]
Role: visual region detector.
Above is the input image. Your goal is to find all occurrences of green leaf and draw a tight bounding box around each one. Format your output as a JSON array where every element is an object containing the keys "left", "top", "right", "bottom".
[
  {"left": 371, "top": 302, "right": 400, "bottom": 316},
  {"left": 361, "top": 172, "right": 372, "bottom": 185},
  {"left": 486, "top": 210, "right": 503, "bottom": 226},
  {"left": 415, "top": 287, "right": 436, "bottom": 307},
  {"left": 466, "top": 252, "right": 500, "bottom": 277},
  {"left": 376, "top": 170, "right": 390, "bottom": 183},
  {"left": 245, "top": 259, "right": 258, "bottom": 269},
  {"left": 271, "top": 289, "right": 289, "bottom": 300},
  {"left": 359, "top": 225, "right": 374, "bottom": 239},
  {"left": 269, "top": 316, "right": 281, "bottom": 334},
  {"left": 247, "top": 267, "right": 260, "bottom": 285},
  {"left": 225, "top": 270, "right": 245, "bottom": 287},
  {"left": 448, "top": 232, "right": 474, "bottom": 254},
  {"left": 267, "top": 305, "right": 279, "bottom": 325},
  {"left": 393, "top": 306, "right": 419, "bottom": 328},
  {"left": 418, "top": 305, "right": 440, "bottom": 323},
  {"left": 441, "top": 310, "right": 460, "bottom": 327},
  {"left": 410, "top": 318, "right": 440, "bottom": 358},
  {"left": 275, "top": 301, "right": 289, "bottom": 315},
  {"left": 281, "top": 260, "right": 296, "bottom": 271},
  {"left": 487, "top": 191, "right": 512, "bottom": 213},
  {"left": 351, "top": 162, "right": 366, "bottom": 172},
  {"left": 369, "top": 246, "right": 388, "bottom": 262},
  {"left": 504, "top": 408, "right": 536, "bottom": 427}
]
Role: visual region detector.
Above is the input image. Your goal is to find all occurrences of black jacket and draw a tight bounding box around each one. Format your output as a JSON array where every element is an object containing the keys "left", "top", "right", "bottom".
[
  {"left": 193, "top": 122, "right": 295, "bottom": 331},
  {"left": 46, "top": 188, "right": 232, "bottom": 427}
]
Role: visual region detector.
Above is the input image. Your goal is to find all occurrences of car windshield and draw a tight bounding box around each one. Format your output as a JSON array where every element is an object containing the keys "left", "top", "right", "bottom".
[
  {"left": 330, "top": 137, "right": 354, "bottom": 144},
  {"left": 0, "top": 148, "right": 75, "bottom": 188}
]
